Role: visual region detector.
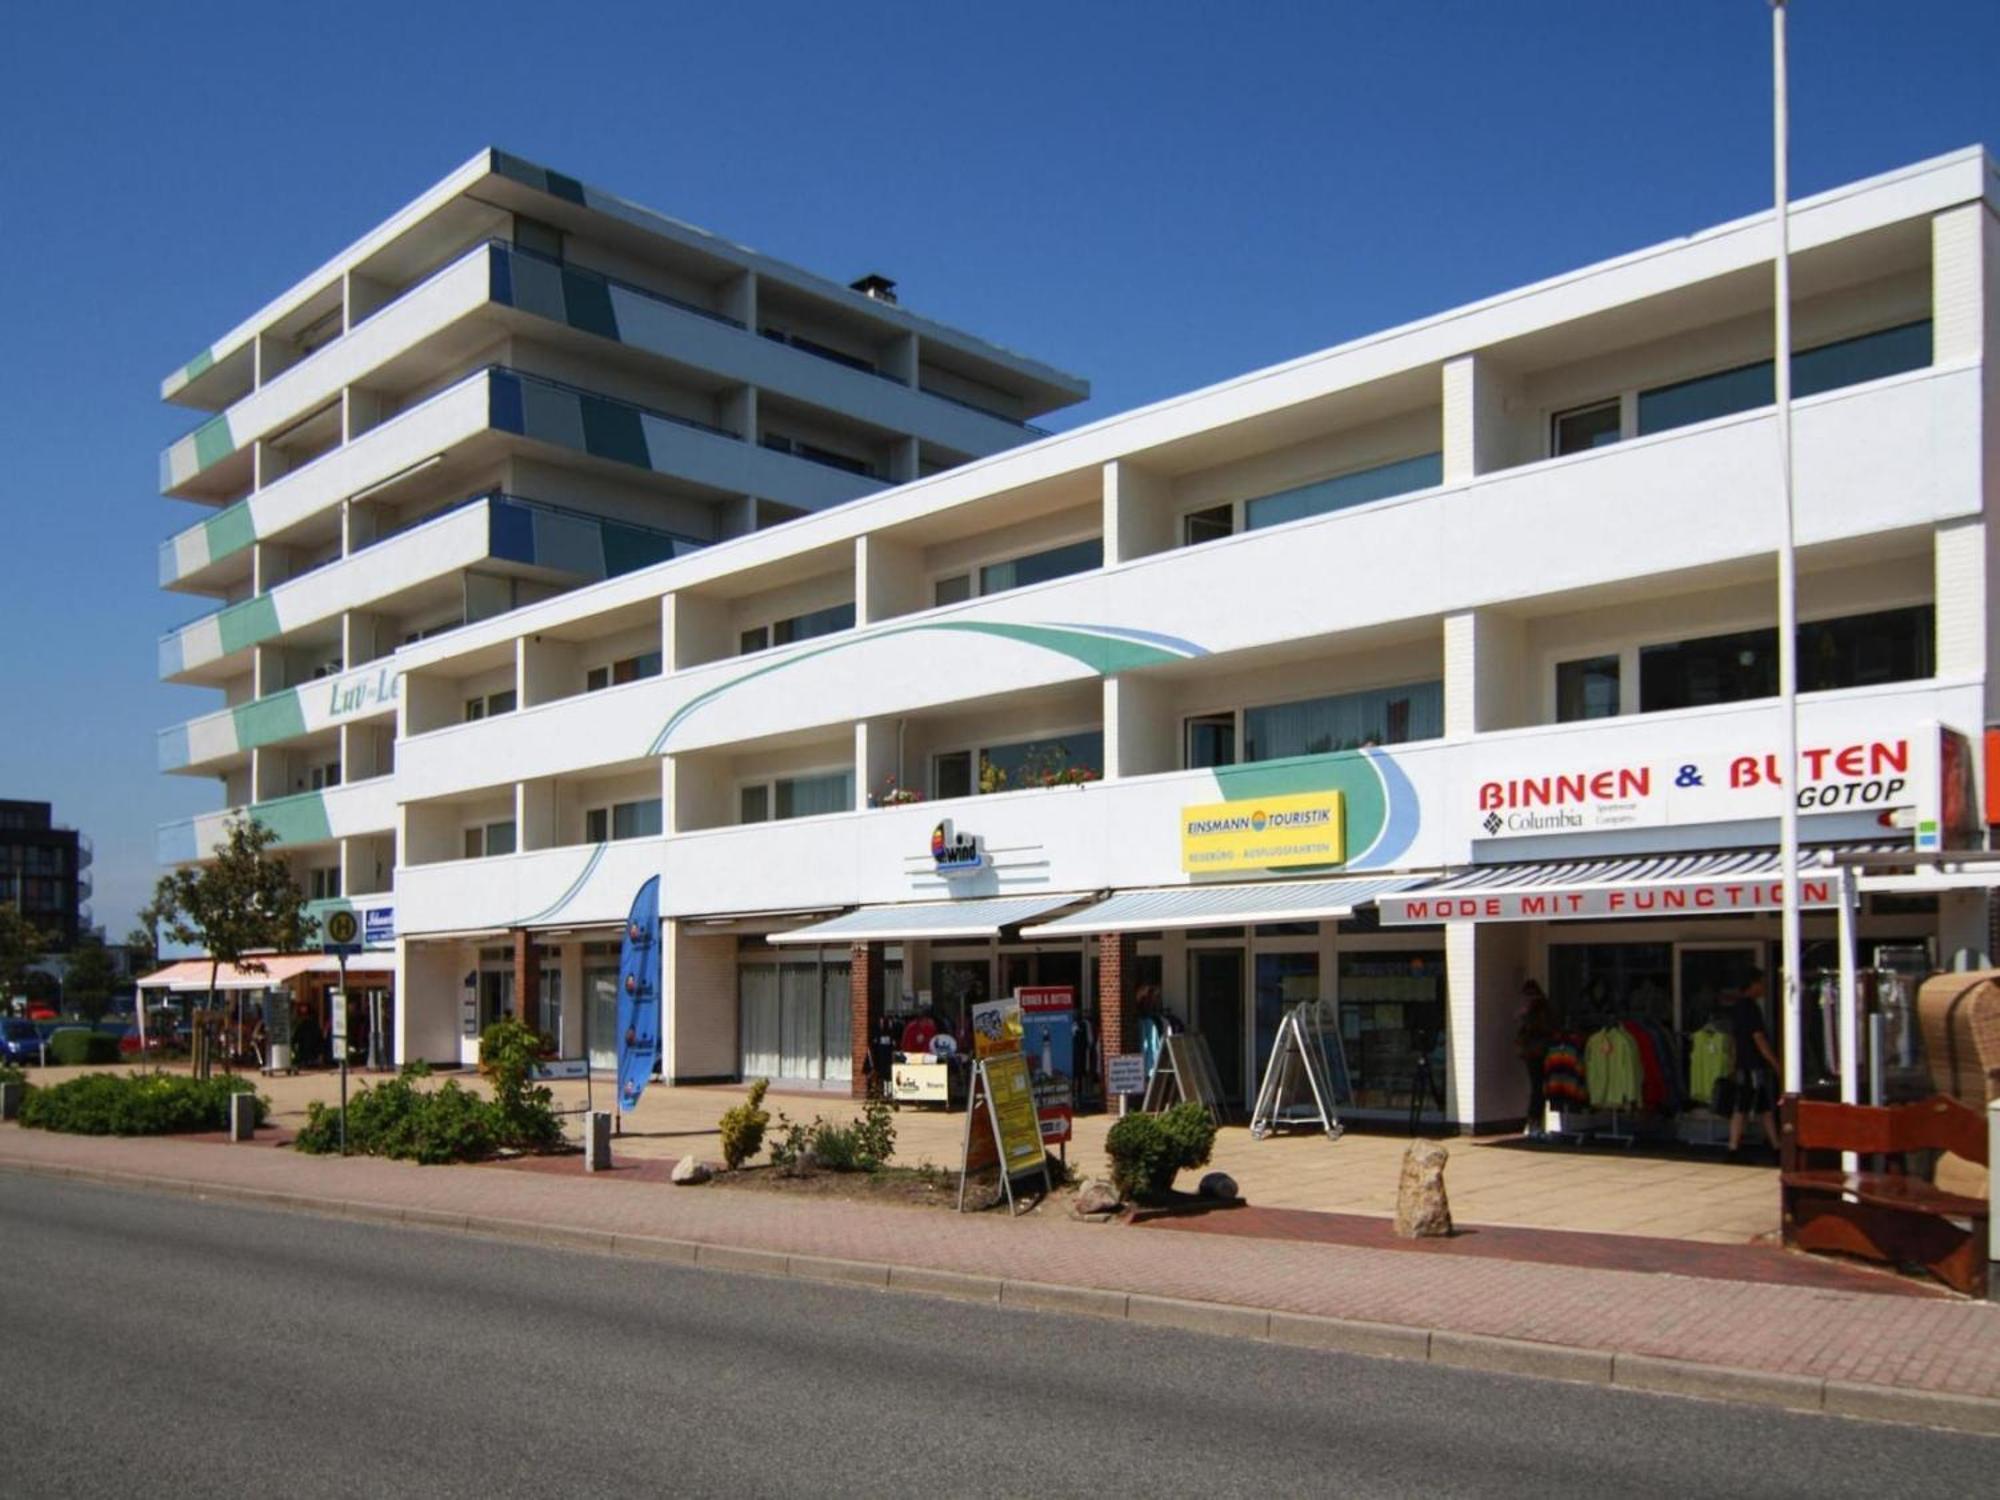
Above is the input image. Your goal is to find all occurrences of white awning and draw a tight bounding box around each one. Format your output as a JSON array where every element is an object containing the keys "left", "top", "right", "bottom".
[
  {"left": 764, "top": 893, "right": 1087, "bottom": 945},
  {"left": 1376, "top": 845, "right": 1891, "bottom": 925},
  {"left": 1019, "top": 876, "right": 1429, "bottom": 937}
]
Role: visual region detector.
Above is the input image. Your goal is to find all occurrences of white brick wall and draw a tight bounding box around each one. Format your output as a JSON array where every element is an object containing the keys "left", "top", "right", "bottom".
[
  {"left": 1933, "top": 204, "right": 1984, "bottom": 365},
  {"left": 666, "top": 921, "right": 739, "bottom": 1080}
]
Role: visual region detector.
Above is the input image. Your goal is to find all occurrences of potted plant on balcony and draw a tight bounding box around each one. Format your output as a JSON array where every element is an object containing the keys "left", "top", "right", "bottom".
[{"left": 872, "top": 776, "right": 923, "bottom": 807}]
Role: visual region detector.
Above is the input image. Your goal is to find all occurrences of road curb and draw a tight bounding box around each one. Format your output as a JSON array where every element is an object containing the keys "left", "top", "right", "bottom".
[{"left": 5, "top": 1154, "right": 1998, "bottom": 1436}]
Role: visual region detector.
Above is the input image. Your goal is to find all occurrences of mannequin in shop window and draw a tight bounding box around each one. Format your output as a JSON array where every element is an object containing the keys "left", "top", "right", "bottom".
[
  {"left": 1515, "top": 979, "right": 1554, "bottom": 1140},
  {"left": 1724, "top": 972, "right": 1782, "bottom": 1158}
]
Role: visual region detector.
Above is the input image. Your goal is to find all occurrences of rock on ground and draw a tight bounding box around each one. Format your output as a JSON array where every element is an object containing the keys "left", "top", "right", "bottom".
[
  {"left": 1393, "top": 1140, "right": 1452, "bottom": 1238},
  {"left": 1197, "top": 1172, "right": 1239, "bottom": 1201},
  {"left": 1072, "top": 1179, "right": 1121, "bottom": 1217},
  {"left": 671, "top": 1157, "right": 714, "bottom": 1185}
]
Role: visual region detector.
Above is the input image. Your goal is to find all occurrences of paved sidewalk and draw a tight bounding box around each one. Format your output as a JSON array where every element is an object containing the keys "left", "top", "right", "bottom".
[{"left": 1, "top": 1120, "right": 1995, "bottom": 1435}]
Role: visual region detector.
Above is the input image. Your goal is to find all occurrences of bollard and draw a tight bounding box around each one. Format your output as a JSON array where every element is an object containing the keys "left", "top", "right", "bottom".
[
  {"left": 227, "top": 1092, "right": 258, "bottom": 1142},
  {"left": 0, "top": 1079, "right": 22, "bottom": 1121},
  {"left": 585, "top": 1110, "right": 613, "bottom": 1172}
]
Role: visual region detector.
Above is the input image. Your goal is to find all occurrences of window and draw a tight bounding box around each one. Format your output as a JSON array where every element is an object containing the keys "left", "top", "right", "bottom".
[
  {"left": 933, "top": 751, "right": 973, "bottom": 801},
  {"left": 1242, "top": 681, "right": 1443, "bottom": 761},
  {"left": 586, "top": 798, "right": 664, "bottom": 843},
  {"left": 1638, "top": 605, "right": 1933, "bottom": 713},
  {"left": 402, "top": 617, "right": 463, "bottom": 645},
  {"left": 933, "top": 574, "right": 972, "bottom": 607},
  {"left": 1555, "top": 656, "right": 1621, "bottom": 722},
  {"left": 463, "top": 819, "right": 517, "bottom": 859},
  {"left": 308, "top": 867, "right": 342, "bottom": 901},
  {"left": 978, "top": 538, "right": 1102, "bottom": 596},
  {"left": 514, "top": 216, "right": 565, "bottom": 262},
  {"left": 585, "top": 651, "right": 663, "bottom": 692},
  {"left": 1636, "top": 320, "right": 1932, "bottom": 436},
  {"left": 739, "top": 771, "right": 853, "bottom": 823},
  {"left": 739, "top": 604, "right": 855, "bottom": 656},
  {"left": 1551, "top": 400, "right": 1622, "bottom": 456},
  {"left": 1244, "top": 452, "right": 1442, "bottom": 531},
  {"left": 1184, "top": 712, "right": 1237, "bottom": 769},
  {"left": 1182, "top": 504, "right": 1234, "bottom": 547},
  {"left": 463, "top": 689, "right": 516, "bottom": 722},
  {"left": 308, "top": 760, "right": 342, "bottom": 791}
]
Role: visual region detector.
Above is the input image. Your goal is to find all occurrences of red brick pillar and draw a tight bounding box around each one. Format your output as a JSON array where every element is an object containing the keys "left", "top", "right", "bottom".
[
  {"left": 850, "top": 942, "right": 883, "bottom": 1098},
  {"left": 1098, "top": 932, "right": 1137, "bottom": 1110},
  {"left": 512, "top": 927, "right": 540, "bottom": 1037}
]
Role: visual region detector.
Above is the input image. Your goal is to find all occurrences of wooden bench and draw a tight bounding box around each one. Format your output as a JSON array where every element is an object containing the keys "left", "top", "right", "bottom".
[{"left": 1779, "top": 1094, "right": 1989, "bottom": 1297}]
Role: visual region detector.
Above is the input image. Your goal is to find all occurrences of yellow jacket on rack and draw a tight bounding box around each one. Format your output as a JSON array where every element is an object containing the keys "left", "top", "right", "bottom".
[{"left": 1585, "top": 1026, "right": 1642, "bottom": 1110}]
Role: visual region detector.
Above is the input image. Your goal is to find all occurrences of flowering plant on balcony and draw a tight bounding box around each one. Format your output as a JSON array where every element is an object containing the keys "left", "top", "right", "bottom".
[
  {"left": 872, "top": 777, "right": 923, "bottom": 807},
  {"left": 1034, "top": 765, "right": 1102, "bottom": 788}
]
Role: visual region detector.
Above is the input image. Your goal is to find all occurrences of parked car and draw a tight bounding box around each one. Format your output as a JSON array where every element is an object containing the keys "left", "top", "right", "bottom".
[{"left": 0, "top": 1018, "right": 43, "bottom": 1064}]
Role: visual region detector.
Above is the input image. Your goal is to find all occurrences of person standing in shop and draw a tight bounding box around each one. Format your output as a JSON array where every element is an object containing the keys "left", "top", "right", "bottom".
[
  {"left": 1725, "top": 972, "right": 1782, "bottom": 1158},
  {"left": 1515, "top": 979, "right": 1555, "bottom": 1139}
]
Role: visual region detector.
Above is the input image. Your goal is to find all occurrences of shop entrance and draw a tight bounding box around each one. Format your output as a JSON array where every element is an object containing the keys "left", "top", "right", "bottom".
[
  {"left": 584, "top": 942, "right": 619, "bottom": 1072},
  {"left": 1189, "top": 949, "right": 1246, "bottom": 1106},
  {"left": 1676, "top": 943, "right": 1762, "bottom": 1034}
]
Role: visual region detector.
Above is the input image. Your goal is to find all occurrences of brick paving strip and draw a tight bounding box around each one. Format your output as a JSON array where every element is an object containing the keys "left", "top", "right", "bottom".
[{"left": 3, "top": 1124, "right": 1997, "bottom": 1436}]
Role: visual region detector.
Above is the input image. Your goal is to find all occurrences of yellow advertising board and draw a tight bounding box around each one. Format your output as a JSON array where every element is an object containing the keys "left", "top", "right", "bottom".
[
  {"left": 982, "top": 1054, "right": 1047, "bottom": 1174},
  {"left": 1180, "top": 790, "right": 1345, "bottom": 874}
]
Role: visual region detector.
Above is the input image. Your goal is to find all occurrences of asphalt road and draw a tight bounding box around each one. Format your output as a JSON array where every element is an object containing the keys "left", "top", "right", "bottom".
[{"left": 2, "top": 1174, "right": 1992, "bottom": 1499}]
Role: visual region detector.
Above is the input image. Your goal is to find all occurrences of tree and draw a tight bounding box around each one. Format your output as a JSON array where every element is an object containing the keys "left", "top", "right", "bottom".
[
  {"left": 64, "top": 934, "right": 118, "bottom": 1024},
  {"left": 0, "top": 903, "right": 47, "bottom": 1003},
  {"left": 151, "top": 817, "right": 317, "bottom": 1076}
]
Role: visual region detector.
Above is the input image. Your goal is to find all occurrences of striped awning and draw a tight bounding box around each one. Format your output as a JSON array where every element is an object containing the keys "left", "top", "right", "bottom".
[
  {"left": 764, "top": 892, "right": 1088, "bottom": 945},
  {"left": 1018, "top": 876, "right": 1429, "bottom": 938},
  {"left": 1376, "top": 844, "right": 1894, "bottom": 925}
]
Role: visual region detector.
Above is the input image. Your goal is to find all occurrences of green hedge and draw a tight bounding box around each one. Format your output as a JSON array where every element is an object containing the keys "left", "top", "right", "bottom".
[
  {"left": 46, "top": 1031, "right": 121, "bottom": 1066},
  {"left": 1104, "top": 1102, "right": 1217, "bottom": 1202},
  {"left": 18, "top": 1072, "right": 266, "bottom": 1135},
  {"left": 295, "top": 1074, "right": 499, "bottom": 1164}
]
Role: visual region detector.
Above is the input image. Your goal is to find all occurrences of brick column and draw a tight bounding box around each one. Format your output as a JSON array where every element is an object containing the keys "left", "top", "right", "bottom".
[
  {"left": 512, "top": 927, "right": 540, "bottom": 1037},
  {"left": 1098, "top": 932, "right": 1137, "bottom": 1107},
  {"left": 850, "top": 942, "right": 884, "bottom": 1098}
]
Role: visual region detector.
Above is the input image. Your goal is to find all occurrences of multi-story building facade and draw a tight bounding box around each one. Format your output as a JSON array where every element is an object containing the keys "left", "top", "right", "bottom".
[
  {"left": 155, "top": 150, "right": 1088, "bottom": 956},
  {"left": 164, "top": 146, "right": 2000, "bottom": 1135},
  {"left": 0, "top": 801, "right": 87, "bottom": 951}
]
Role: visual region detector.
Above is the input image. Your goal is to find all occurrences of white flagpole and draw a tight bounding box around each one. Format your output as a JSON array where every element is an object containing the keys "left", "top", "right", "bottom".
[{"left": 1771, "top": 0, "right": 1803, "bottom": 1095}]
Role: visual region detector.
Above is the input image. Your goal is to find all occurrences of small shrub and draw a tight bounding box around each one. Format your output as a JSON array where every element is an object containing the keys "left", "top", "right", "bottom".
[
  {"left": 19, "top": 1071, "right": 265, "bottom": 1136},
  {"left": 0, "top": 1063, "right": 24, "bottom": 1086},
  {"left": 765, "top": 1098, "right": 897, "bottom": 1174},
  {"left": 1104, "top": 1102, "right": 1216, "bottom": 1202},
  {"left": 46, "top": 1031, "right": 121, "bottom": 1066},
  {"left": 478, "top": 1019, "right": 563, "bottom": 1151},
  {"left": 295, "top": 1070, "right": 499, "bottom": 1165},
  {"left": 718, "top": 1079, "right": 771, "bottom": 1170}
]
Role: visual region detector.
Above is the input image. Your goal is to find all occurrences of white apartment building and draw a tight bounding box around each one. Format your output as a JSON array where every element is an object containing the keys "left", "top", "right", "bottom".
[
  {"left": 165, "top": 146, "right": 2000, "bottom": 1134},
  {"left": 154, "top": 149, "right": 1088, "bottom": 1023}
]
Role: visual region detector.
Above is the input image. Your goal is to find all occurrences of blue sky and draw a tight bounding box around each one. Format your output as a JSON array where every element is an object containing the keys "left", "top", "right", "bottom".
[{"left": 2, "top": 0, "right": 1996, "bottom": 937}]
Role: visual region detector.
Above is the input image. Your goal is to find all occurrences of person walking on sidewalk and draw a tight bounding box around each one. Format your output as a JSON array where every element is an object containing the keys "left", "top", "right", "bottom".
[
  {"left": 1725, "top": 972, "right": 1782, "bottom": 1158},
  {"left": 1514, "top": 979, "right": 1555, "bottom": 1139}
]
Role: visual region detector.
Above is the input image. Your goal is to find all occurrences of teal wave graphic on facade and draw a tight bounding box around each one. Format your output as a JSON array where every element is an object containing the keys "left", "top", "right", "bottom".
[
  {"left": 513, "top": 841, "right": 610, "bottom": 926},
  {"left": 647, "top": 620, "right": 1201, "bottom": 755},
  {"left": 1210, "top": 744, "right": 1421, "bottom": 873}
]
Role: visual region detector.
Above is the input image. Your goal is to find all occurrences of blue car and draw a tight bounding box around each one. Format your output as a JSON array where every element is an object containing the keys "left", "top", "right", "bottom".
[{"left": 1, "top": 1018, "right": 43, "bottom": 1065}]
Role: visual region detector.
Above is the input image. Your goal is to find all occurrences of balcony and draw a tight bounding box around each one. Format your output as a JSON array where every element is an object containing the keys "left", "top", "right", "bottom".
[
  {"left": 157, "top": 775, "right": 399, "bottom": 867},
  {"left": 158, "top": 660, "right": 402, "bottom": 775},
  {"left": 396, "top": 835, "right": 664, "bottom": 938},
  {"left": 159, "top": 491, "right": 694, "bottom": 684}
]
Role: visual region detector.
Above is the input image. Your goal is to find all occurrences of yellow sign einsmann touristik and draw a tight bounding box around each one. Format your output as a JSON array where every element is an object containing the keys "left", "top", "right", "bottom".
[{"left": 1179, "top": 790, "right": 1345, "bottom": 874}]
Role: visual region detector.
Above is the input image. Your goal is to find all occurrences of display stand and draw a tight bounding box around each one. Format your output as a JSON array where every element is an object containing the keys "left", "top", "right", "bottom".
[
  {"left": 1140, "top": 1034, "right": 1227, "bottom": 1123},
  {"left": 957, "top": 1055, "right": 1053, "bottom": 1216},
  {"left": 1249, "top": 1001, "right": 1350, "bottom": 1141}
]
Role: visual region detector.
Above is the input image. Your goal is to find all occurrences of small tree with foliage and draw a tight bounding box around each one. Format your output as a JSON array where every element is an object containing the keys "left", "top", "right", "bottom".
[
  {"left": 0, "top": 903, "right": 48, "bottom": 1005},
  {"left": 151, "top": 817, "right": 317, "bottom": 1076},
  {"left": 63, "top": 934, "right": 118, "bottom": 1023}
]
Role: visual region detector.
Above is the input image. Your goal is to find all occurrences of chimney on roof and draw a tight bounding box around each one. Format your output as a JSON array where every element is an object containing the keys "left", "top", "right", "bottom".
[{"left": 849, "top": 273, "right": 898, "bottom": 305}]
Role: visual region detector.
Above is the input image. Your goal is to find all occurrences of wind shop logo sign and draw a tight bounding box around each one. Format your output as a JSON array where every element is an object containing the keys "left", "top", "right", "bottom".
[
  {"left": 930, "top": 819, "right": 988, "bottom": 878},
  {"left": 1180, "top": 791, "right": 1345, "bottom": 874}
]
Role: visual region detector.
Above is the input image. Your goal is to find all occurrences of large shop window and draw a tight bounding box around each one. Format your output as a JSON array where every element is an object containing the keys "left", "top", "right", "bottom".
[
  {"left": 1638, "top": 604, "right": 1933, "bottom": 713},
  {"left": 1338, "top": 951, "right": 1445, "bottom": 1110},
  {"left": 934, "top": 730, "right": 1104, "bottom": 797},
  {"left": 1253, "top": 951, "right": 1319, "bottom": 1096},
  {"left": 1244, "top": 452, "right": 1442, "bottom": 531},
  {"left": 739, "top": 770, "right": 854, "bottom": 824},
  {"left": 1635, "top": 320, "right": 1932, "bottom": 437},
  {"left": 1241, "top": 681, "right": 1442, "bottom": 761},
  {"left": 739, "top": 958, "right": 852, "bottom": 1084}
]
